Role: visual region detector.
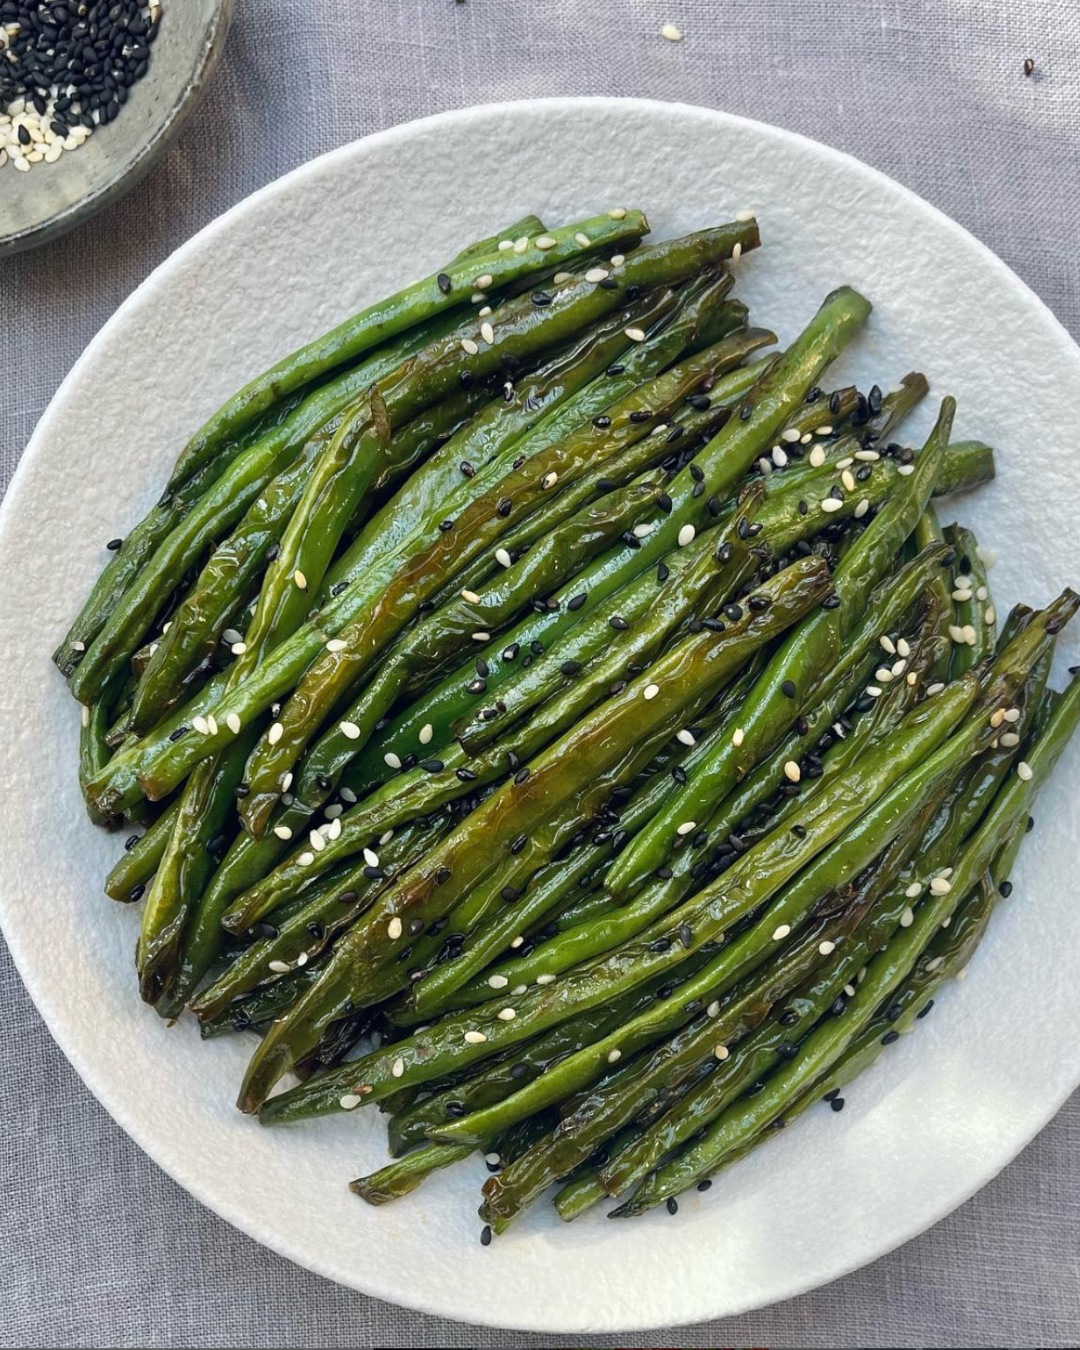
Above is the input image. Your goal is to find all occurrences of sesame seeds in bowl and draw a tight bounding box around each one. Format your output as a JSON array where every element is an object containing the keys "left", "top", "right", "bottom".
[{"left": 0, "top": 0, "right": 233, "bottom": 256}]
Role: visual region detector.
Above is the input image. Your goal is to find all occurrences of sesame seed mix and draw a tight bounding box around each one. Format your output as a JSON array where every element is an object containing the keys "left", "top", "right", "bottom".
[{"left": 1, "top": 1, "right": 162, "bottom": 173}]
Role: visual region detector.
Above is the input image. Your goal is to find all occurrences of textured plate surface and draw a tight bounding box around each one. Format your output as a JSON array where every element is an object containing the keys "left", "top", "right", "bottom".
[{"left": 0, "top": 98, "right": 1078, "bottom": 1333}]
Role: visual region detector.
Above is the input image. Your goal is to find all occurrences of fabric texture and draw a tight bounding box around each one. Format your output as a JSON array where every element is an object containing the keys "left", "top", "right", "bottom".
[{"left": 2, "top": 1, "right": 1079, "bottom": 1346}]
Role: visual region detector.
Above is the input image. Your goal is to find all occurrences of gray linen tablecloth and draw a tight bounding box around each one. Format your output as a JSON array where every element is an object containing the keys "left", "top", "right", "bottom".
[{"left": 2, "top": 2, "right": 1079, "bottom": 1345}]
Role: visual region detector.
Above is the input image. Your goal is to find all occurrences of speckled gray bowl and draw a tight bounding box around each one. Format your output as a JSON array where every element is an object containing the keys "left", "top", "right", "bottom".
[{"left": 0, "top": 0, "right": 234, "bottom": 257}]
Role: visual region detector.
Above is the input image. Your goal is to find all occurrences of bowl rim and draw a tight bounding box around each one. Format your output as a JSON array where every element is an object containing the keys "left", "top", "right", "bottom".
[{"left": 0, "top": 0, "right": 236, "bottom": 258}]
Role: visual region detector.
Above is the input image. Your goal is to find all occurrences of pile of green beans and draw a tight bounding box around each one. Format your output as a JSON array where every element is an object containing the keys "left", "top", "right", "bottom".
[{"left": 61, "top": 208, "right": 1077, "bottom": 1240}]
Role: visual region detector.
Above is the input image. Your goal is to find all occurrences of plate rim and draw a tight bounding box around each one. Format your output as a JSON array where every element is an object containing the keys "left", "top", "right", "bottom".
[{"left": 2, "top": 94, "right": 1079, "bottom": 1332}]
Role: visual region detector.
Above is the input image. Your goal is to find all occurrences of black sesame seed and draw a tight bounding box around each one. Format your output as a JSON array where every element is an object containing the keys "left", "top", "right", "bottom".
[
  {"left": 497, "top": 497, "right": 512, "bottom": 517},
  {"left": 697, "top": 1179, "right": 712, "bottom": 1192},
  {"left": 455, "top": 767, "right": 478, "bottom": 782},
  {"left": 436, "top": 271, "right": 452, "bottom": 295},
  {"left": 560, "top": 659, "right": 581, "bottom": 677},
  {"left": 510, "top": 833, "right": 528, "bottom": 854},
  {"left": 881, "top": 1030, "right": 900, "bottom": 1045},
  {"left": 666, "top": 1198, "right": 679, "bottom": 1215},
  {"left": 781, "top": 679, "right": 797, "bottom": 698},
  {"left": 916, "top": 1000, "right": 935, "bottom": 1019},
  {"left": 830, "top": 1096, "right": 845, "bottom": 1112},
  {"left": 514, "top": 766, "right": 530, "bottom": 785},
  {"left": 738, "top": 404, "right": 753, "bottom": 421}
]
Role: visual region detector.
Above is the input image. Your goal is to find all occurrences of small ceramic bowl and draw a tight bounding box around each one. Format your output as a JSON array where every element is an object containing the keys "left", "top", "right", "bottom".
[{"left": 0, "top": 0, "right": 234, "bottom": 257}]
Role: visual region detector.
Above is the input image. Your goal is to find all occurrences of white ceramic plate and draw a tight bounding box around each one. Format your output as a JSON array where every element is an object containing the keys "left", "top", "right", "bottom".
[{"left": 1, "top": 98, "right": 1078, "bottom": 1334}]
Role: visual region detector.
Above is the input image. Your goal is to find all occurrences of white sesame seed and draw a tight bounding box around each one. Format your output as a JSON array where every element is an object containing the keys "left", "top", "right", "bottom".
[
  {"left": 391, "top": 1056, "right": 405, "bottom": 1078},
  {"left": 611, "top": 254, "right": 626, "bottom": 267},
  {"left": 1017, "top": 761, "right": 1033, "bottom": 781},
  {"left": 1003, "top": 707, "right": 1021, "bottom": 723},
  {"left": 607, "top": 1047, "right": 623, "bottom": 1063},
  {"left": 854, "top": 448, "right": 879, "bottom": 461},
  {"left": 714, "top": 1044, "right": 730, "bottom": 1060},
  {"left": 706, "top": 1000, "right": 721, "bottom": 1018},
  {"left": 962, "top": 624, "right": 977, "bottom": 645},
  {"left": 497, "top": 1007, "right": 516, "bottom": 1021},
  {"left": 875, "top": 668, "right": 893, "bottom": 683},
  {"left": 495, "top": 547, "right": 512, "bottom": 568},
  {"left": 339, "top": 1093, "right": 362, "bottom": 1110},
  {"left": 757, "top": 457, "right": 774, "bottom": 476},
  {"left": 296, "top": 951, "right": 309, "bottom": 967},
  {"left": 772, "top": 446, "right": 788, "bottom": 468},
  {"left": 273, "top": 825, "right": 293, "bottom": 841},
  {"left": 535, "top": 234, "right": 557, "bottom": 250},
  {"left": 677, "top": 729, "right": 696, "bottom": 747},
  {"left": 192, "top": 715, "right": 209, "bottom": 735},
  {"left": 732, "top": 727, "right": 745, "bottom": 747},
  {"left": 326, "top": 638, "right": 347, "bottom": 652},
  {"left": 461, "top": 588, "right": 481, "bottom": 604},
  {"left": 951, "top": 589, "right": 970, "bottom": 602},
  {"left": 624, "top": 326, "right": 646, "bottom": 342},
  {"left": 990, "top": 708, "right": 1006, "bottom": 728},
  {"left": 542, "top": 471, "right": 558, "bottom": 490},
  {"left": 808, "top": 445, "right": 826, "bottom": 468},
  {"left": 900, "top": 906, "right": 915, "bottom": 928},
  {"left": 478, "top": 305, "right": 492, "bottom": 317},
  {"left": 1000, "top": 731, "right": 1020, "bottom": 747},
  {"left": 222, "top": 628, "right": 243, "bottom": 645},
  {"left": 268, "top": 960, "right": 291, "bottom": 974},
  {"left": 677, "top": 523, "right": 695, "bottom": 547},
  {"left": 488, "top": 974, "right": 509, "bottom": 989},
  {"left": 609, "top": 207, "right": 628, "bottom": 219},
  {"left": 231, "top": 642, "right": 247, "bottom": 655},
  {"left": 841, "top": 469, "right": 856, "bottom": 492},
  {"left": 293, "top": 569, "right": 307, "bottom": 590},
  {"left": 818, "top": 940, "right": 836, "bottom": 955},
  {"left": 676, "top": 820, "right": 697, "bottom": 836},
  {"left": 226, "top": 712, "right": 242, "bottom": 736},
  {"left": 387, "top": 917, "right": 403, "bottom": 940},
  {"left": 985, "top": 605, "right": 996, "bottom": 625},
  {"left": 891, "top": 659, "right": 907, "bottom": 677},
  {"left": 643, "top": 683, "right": 660, "bottom": 700},
  {"left": 474, "top": 273, "right": 494, "bottom": 288},
  {"left": 472, "top": 292, "right": 487, "bottom": 304},
  {"left": 783, "top": 761, "right": 801, "bottom": 783},
  {"left": 298, "top": 852, "right": 315, "bottom": 866},
  {"left": 948, "top": 624, "right": 966, "bottom": 644},
  {"left": 484, "top": 1152, "right": 501, "bottom": 1166},
  {"left": 879, "top": 634, "right": 896, "bottom": 655},
  {"left": 772, "top": 924, "right": 791, "bottom": 941},
  {"left": 553, "top": 270, "right": 574, "bottom": 284},
  {"left": 383, "top": 751, "right": 402, "bottom": 769},
  {"left": 511, "top": 984, "right": 527, "bottom": 995},
  {"left": 536, "top": 973, "right": 557, "bottom": 985},
  {"left": 513, "top": 235, "right": 530, "bottom": 254},
  {"left": 866, "top": 685, "right": 883, "bottom": 698},
  {"left": 897, "top": 463, "right": 916, "bottom": 476},
  {"left": 732, "top": 241, "right": 743, "bottom": 261},
  {"left": 205, "top": 715, "right": 218, "bottom": 737},
  {"left": 929, "top": 876, "right": 952, "bottom": 896},
  {"left": 821, "top": 498, "right": 844, "bottom": 514},
  {"left": 661, "top": 22, "right": 683, "bottom": 40},
  {"left": 340, "top": 788, "right": 357, "bottom": 804},
  {"left": 510, "top": 937, "right": 524, "bottom": 949},
  {"left": 309, "top": 830, "right": 325, "bottom": 852},
  {"left": 897, "top": 637, "right": 912, "bottom": 659},
  {"left": 464, "top": 1030, "right": 488, "bottom": 1044},
  {"left": 924, "top": 955, "right": 945, "bottom": 973},
  {"left": 781, "top": 428, "right": 801, "bottom": 443},
  {"left": 337, "top": 720, "right": 360, "bottom": 741},
  {"left": 480, "top": 321, "right": 495, "bottom": 346},
  {"left": 460, "top": 338, "right": 479, "bottom": 355},
  {"left": 268, "top": 722, "right": 284, "bottom": 746},
  {"left": 735, "top": 209, "right": 755, "bottom": 222},
  {"left": 844, "top": 983, "right": 856, "bottom": 998},
  {"left": 905, "top": 881, "right": 923, "bottom": 898},
  {"left": 585, "top": 266, "right": 610, "bottom": 283},
  {"left": 633, "top": 522, "right": 654, "bottom": 538},
  {"left": 926, "top": 682, "right": 945, "bottom": 696},
  {"left": 573, "top": 233, "right": 591, "bottom": 249}
]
